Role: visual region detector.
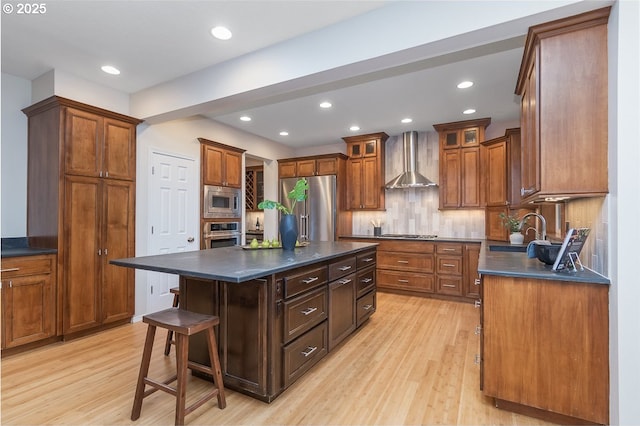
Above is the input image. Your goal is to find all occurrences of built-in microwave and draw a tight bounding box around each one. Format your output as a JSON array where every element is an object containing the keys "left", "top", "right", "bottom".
[{"left": 203, "top": 185, "right": 241, "bottom": 218}]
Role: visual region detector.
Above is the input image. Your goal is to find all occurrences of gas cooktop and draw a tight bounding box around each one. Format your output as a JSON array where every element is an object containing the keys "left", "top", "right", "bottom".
[{"left": 380, "top": 234, "right": 438, "bottom": 239}]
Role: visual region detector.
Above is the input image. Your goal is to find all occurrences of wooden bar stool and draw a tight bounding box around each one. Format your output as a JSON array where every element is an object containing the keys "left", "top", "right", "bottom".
[
  {"left": 164, "top": 287, "right": 180, "bottom": 355},
  {"left": 131, "top": 308, "right": 226, "bottom": 426}
]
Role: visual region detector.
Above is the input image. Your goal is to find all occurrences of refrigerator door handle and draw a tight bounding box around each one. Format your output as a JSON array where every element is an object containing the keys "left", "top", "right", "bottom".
[{"left": 299, "top": 215, "right": 307, "bottom": 240}]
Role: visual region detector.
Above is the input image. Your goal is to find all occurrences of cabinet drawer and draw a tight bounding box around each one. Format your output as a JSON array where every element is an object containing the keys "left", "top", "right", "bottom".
[
  {"left": 0, "top": 255, "right": 54, "bottom": 278},
  {"left": 283, "top": 322, "right": 328, "bottom": 387},
  {"left": 357, "top": 290, "right": 376, "bottom": 327},
  {"left": 378, "top": 251, "right": 434, "bottom": 273},
  {"left": 377, "top": 240, "right": 434, "bottom": 253},
  {"left": 436, "top": 276, "right": 463, "bottom": 295},
  {"left": 328, "top": 256, "right": 357, "bottom": 281},
  {"left": 356, "top": 266, "right": 375, "bottom": 298},
  {"left": 436, "top": 256, "right": 462, "bottom": 275},
  {"left": 356, "top": 250, "right": 377, "bottom": 269},
  {"left": 436, "top": 243, "right": 463, "bottom": 255},
  {"left": 377, "top": 270, "right": 434, "bottom": 293},
  {"left": 283, "top": 266, "right": 328, "bottom": 299},
  {"left": 283, "top": 286, "right": 328, "bottom": 343}
]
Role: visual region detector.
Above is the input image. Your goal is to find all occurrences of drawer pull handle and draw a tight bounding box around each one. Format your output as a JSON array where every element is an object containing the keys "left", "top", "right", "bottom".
[
  {"left": 396, "top": 260, "right": 409, "bottom": 264},
  {"left": 398, "top": 279, "right": 409, "bottom": 283},
  {"left": 363, "top": 304, "right": 373, "bottom": 311},
  {"left": 443, "top": 248, "right": 456, "bottom": 252},
  {"left": 0, "top": 268, "right": 20, "bottom": 273},
  {"left": 443, "top": 263, "right": 456, "bottom": 267},
  {"left": 474, "top": 279, "right": 481, "bottom": 286},
  {"left": 362, "top": 257, "right": 374, "bottom": 263},
  {"left": 361, "top": 278, "right": 373, "bottom": 284},
  {"left": 338, "top": 265, "right": 352, "bottom": 271},
  {"left": 301, "top": 346, "right": 318, "bottom": 357},
  {"left": 338, "top": 278, "right": 352, "bottom": 285},
  {"left": 300, "top": 307, "right": 318, "bottom": 316},
  {"left": 475, "top": 325, "right": 482, "bottom": 335},
  {"left": 442, "top": 284, "right": 456, "bottom": 288},
  {"left": 474, "top": 300, "right": 482, "bottom": 308},
  {"left": 302, "top": 276, "right": 319, "bottom": 284}
]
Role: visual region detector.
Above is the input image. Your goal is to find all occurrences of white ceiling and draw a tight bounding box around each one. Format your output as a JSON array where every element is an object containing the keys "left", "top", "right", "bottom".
[{"left": 1, "top": 1, "right": 608, "bottom": 148}]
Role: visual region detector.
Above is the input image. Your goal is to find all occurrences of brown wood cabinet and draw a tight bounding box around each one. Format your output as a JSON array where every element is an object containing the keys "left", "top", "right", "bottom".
[
  {"left": 463, "top": 243, "right": 481, "bottom": 299},
  {"left": 515, "top": 7, "right": 610, "bottom": 202},
  {"left": 343, "top": 133, "right": 388, "bottom": 210},
  {"left": 278, "top": 154, "right": 343, "bottom": 178},
  {"left": 22, "top": 96, "right": 140, "bottom": 338},
  {"left": 434, "top": 118, "right": 490, "bottom": 209},
  {"left": 481, "top": 274, "right": 609, "bottom": 424},
  {"left": 1, "top": 254, "right": 57, "bottom": 350},
  {"left": 245, "top": 166, "right": 264, "bottom": 211},
  {"left": 198, "top": 138, "right": 244, "bottom": 188}
]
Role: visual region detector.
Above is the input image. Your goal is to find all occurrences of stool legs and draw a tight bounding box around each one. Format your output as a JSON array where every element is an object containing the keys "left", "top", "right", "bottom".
[
  {"left": 164, "top": 291, "right": 180, "bottom": 355},
  {"left": 131, "top": 324, "right": 157, "bottom": 421},
  {"left": 205, "top": 327, "right": 226, "bottom": 409},
  {"left": 175, "top": 333, "right": 189, "bottom": 425}
]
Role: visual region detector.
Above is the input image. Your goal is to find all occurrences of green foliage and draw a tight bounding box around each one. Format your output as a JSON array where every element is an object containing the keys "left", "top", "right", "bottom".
[
  {"left": 499, "top": 212, "right": 526, "bottom": 233},
  {"left": 258, "top": 178, "right": 309, "bottom": 215}
]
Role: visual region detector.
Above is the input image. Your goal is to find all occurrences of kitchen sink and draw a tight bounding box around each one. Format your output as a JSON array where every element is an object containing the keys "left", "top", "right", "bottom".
[{"left": 489, "top": 244, "right": 527, "bottom": 253}]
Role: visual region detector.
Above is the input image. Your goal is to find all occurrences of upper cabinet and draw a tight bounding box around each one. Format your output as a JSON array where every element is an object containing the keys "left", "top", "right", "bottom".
[
  {"left": 278, "top": 154, "right": 344, "bottom": 178},
  {"left": 343, "top": 133, "right": 388, "bottom": 211},
  {"left": 434, "top": 118, "right": 491, "bottom": 209},
  {"left": 515, "top": 7, "right": 610, "bottom": 202},
  {"left": 198, "top": 138, "right": 245, "bottom": 188}
]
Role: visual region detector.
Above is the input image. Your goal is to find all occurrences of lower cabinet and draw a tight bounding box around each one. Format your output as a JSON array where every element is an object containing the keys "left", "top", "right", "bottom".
[
  {"left": 481, "top": 274, "right": 609, "bottom": 424},
  {"left": 1, "top": 254, "right": 57, "bottom": 350},
  {"left": 182, "top": 247, "right": 377, "bottom": 402}
]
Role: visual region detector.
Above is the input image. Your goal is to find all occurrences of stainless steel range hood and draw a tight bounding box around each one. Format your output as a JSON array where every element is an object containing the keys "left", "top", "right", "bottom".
[{"left": 385, "top": 131, "right": 437, "bottom": 189}]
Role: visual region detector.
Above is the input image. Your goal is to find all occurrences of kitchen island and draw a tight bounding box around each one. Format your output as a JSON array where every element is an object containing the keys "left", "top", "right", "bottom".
[{"left": 112, "top": 241, "right": 378, "bottom": 402}]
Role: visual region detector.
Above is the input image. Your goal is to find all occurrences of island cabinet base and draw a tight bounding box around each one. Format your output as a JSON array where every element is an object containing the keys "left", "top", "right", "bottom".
[{"left": 180, "top": 248, "right": 377, "bottom": 403}]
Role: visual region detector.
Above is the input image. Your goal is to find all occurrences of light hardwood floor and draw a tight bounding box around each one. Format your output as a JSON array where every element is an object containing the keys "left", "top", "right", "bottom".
[{"left": 1, "top": 292, "right": 556, "bottom": 425}]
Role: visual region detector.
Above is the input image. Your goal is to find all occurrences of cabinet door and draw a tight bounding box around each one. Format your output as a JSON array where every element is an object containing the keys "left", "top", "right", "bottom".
[
  {"left": 361, "top": 157, "right": 380, "bottom": 209},
  {"left": 224, "top": 150, "right": 243, "bottom": 188},
  {"left": 440, "top": 150, "right": 460, "bottom": 208},
  {"left": 463, "top": 244, "right": 481, "bottom": 299},
  {"left": 103, "top": 118, "right": 136, "bottom": 180},
  {"left": 328, "top": 274, "right": 356, "bottom": 351},
  {"left": 316, "top": 158, "right": 338, "bottom": 175},
  {"left": 461, "top": 127, "right": 481, "bottom": 147},
  {"left": 296, "top": 159, "right": 316, "bottom": 177},
  {"left": 102, "top": 180, "right": 135, "bottom": 323},
  {"left": 347, "top": 159, "right": 364, "bottom": 209},
  {"left": 348, "top": 140, "right": 377, "bottom": 158},
  {"left": 63, "top": 176, "right": 102, "bottom": 334},
  {"left": 485, "top": 206, "right": 509, "bottom": 241},
  {"left": 441, "top": 130, "right": 460, "bottom": 149},
  {"left": 1, "top": 256, "right": 56, "bottom": 349},
  {"left": 485, "top": 140, "right": 508, "bottom": 206},
  {"left": 203, "top": 145, "right": 224, "bottom": 186},
  {"left": 64, "top": 107, "right": 103, "bottom": 177},
  {"left": 520, "top": 64, "right": 539, "bottom": 198},
  {"left": 279, "top": 161, "right": 297, "bottom": 178},
  {"left": 461, "top": 147, "right": 481, "bottom": 207}
]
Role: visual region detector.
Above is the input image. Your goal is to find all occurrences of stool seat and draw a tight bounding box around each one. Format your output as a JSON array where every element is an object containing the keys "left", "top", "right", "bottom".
[{"left": 132, "top": 307, "right": 226, "bottom": 425}]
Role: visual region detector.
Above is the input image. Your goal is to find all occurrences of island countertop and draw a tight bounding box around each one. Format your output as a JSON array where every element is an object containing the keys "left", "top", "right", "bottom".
[{"left": 111, "top": 241, "right": 378, "bottom": 283}]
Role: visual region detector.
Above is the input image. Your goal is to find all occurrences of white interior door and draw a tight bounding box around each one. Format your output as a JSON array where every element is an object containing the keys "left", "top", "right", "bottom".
[{"left": 147, "top": 151, "right": 198, "bottom": 313}]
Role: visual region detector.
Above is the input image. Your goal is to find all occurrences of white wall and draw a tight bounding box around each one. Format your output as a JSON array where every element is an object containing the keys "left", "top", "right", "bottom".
[{"left": 1, "top": 73, "right": 31, "bottom": 237}]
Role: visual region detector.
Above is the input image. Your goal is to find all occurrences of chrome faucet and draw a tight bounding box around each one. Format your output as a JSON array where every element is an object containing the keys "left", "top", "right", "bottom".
[{"left": 519, "top": 213, "right": 547, "bottom": 241}]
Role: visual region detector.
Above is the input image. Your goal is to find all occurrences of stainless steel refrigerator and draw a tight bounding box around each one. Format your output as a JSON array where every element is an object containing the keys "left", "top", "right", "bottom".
[{"left": 279, "top": 175, "right": 336, "bottom": 242}]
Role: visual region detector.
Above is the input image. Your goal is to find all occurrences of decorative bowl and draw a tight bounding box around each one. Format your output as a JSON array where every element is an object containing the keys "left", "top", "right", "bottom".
[{"left": 534, "top": 243, "right": 562, "bottom": 265}]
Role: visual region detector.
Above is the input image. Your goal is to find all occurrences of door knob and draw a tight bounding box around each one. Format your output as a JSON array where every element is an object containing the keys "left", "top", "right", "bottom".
[{"left": 187, "top": 237, "right": 195, "bottom": 243}]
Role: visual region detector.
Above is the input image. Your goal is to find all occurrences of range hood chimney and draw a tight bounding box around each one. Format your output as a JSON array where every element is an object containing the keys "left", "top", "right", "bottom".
[{"left": 385, "top": 131, "right": 437, "bottom": 189}]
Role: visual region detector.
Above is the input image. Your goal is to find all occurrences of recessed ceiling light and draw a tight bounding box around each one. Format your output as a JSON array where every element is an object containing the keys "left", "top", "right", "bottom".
[
  {"left": 350, "top": 126, "right": 360, "bottom": 132},
  {"left": 457, "top": 81, "right": 474, "bottom": 89},
  {"left": 279, "top": 131, "right": 289, "bottom": 136},
  {"left": 463, "top": 109, "right": 476, "bottom": 115},
  {"left": 319, "top": 101, "right": 332, "bottom": 109},
  {"left": 240, "top": 116, "right": 251, "bottom": 122},
  {"left": 401, "top": 118, "right": 413, "bottom": 124},
  {"left": 101, "top": 65, "right": 120, "bottom": 75},
  {"left": 211, "top": 26, "right": 232, "bottom": 40}
]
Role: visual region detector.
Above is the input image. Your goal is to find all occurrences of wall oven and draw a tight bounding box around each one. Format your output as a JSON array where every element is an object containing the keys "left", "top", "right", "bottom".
[
  {"left": 203, "top": 185, "right": 241, "bottom": 218},
  {"left": 202, "top": 221, "right": 242, "bottom": 249}
]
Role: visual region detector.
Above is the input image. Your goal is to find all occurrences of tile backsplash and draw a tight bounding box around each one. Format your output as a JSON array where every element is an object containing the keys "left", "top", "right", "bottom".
[{"left": 565, "top": 196, "right": 608, "bottom": 276}]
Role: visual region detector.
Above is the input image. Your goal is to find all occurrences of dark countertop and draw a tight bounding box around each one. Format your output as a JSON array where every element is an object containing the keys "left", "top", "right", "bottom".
[
  {"left": 479, "top": 240, "right": 610, "bottom": 285},
  {"left": 340, "top": 235, "right": 483, "bottom": 244},
  {"left": 1, "top": 237, "right": 57, "bottom": 258},
  {"left": 111, "top": 241, "right": 378, "bottom": 283}
]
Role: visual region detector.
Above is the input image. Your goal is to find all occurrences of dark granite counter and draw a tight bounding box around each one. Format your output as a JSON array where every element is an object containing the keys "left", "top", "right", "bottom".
[
  {"left": 340, "top": 235, "right": 483, "bottom": 244},
  {"left": 1, "top": 237, "right": 57, "bottom": 258},
  {"left": 111, "top": 241, "right": 378, "bottom": 283},
  {"left": 479, "top": 240, "right": 610, "bottom": 285}
]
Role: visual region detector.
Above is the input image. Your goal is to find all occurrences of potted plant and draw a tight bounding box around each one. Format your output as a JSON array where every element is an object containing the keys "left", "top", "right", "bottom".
[
  {"left": 258, "top": 178, "right": 309, "bottom": 250},
  {"left": 499, "top": 212, "right": 526, "bottom": 245}
]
